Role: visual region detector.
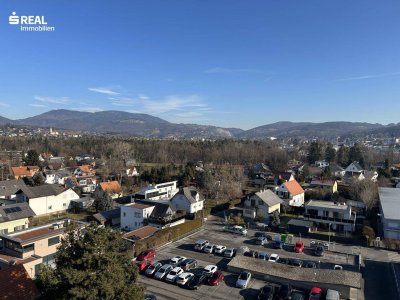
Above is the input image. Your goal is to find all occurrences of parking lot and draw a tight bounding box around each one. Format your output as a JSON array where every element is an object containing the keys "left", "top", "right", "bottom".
[{"left": 139, "top": 221, "right": 361, "bottom": 299}]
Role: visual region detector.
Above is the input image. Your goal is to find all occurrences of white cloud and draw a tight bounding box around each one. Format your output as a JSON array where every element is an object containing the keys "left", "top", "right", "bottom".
[
  {"left": 204, "top": 67, "right": 264, "bottom": 74},
  {"left": 334, "top": 71, "right": 400, "bottom": 82},
  {"left": 140, "top": 95, "right": 209, "bottom": 115},
  {"left": 110, "top": 97, "right": 135, "bottom": 107},
  {"left": 34, "top": 95, "right": 69, "bottom": 104},
  {"left": 29, "top": 103, "right": 48, "bottom": 108},
  {"left": 88, "top": 87, "right": 120, "bottom": 95}
]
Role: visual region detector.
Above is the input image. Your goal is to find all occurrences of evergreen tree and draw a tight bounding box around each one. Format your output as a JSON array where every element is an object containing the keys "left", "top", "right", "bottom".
[
  {"left": 307, "top": 141, "right": 322, "bottom": 164},
  {"left": 93, "top": 188, "right": 113, "bottom": 212},
  {"left": 37, "top": 223, "right": 144, "bottom": 300},
  {"left": 33, "top": 172, "right": 45, "bottom": 186},
  {"left": 336, "top": 145, "right": 349, "bottom": 167},
  {"left": 24, "top": 149, "right": 40, "bottom": 166},
  {"left": 324, "top": 143, "right": 336, "bottom": 163},
  {"left": 348, "top": 143, "right": 364, "bottom": 167}
]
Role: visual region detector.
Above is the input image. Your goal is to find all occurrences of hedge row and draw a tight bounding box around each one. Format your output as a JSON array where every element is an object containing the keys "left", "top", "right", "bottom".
[{"left": 134, "top": 218, "right": 202, "bottom": 256}]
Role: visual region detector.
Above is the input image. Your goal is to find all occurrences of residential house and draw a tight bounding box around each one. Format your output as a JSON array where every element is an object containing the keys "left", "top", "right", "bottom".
[
  {"left": 44, "top": 169, "right": 72, "bottom": 185},
  {"left": 70, "top": 195, "right": 95, "bottom": 212},
  {"left": 126, "top": 166, "right": 139, "bottom": 177},
  {"left": 243, "top": 189, "right": 283, "bottom": 223},
  {"left": 0, "top": 179, "right": 27, "bottom": 200},
  {"left": 0, "top": 203, "right": 35, "bottom": 234},
  {"left": 170, "top": 187, "right": 204, "bottom": 215},
  {"left": 11, "top": 166, "right": 40, "bottom": 180},
  {"left": 329, "top": 164, "right": 345, "bottom": 178},
  {"left": 304, "top": 200, "right": 356, "bottom": 232},
  {"left": 275, "top": 179, "right": 305, "bottom": 207},
  {"left": 275, "top": 172, "right": 295, "bottom": 184},
  {"left": 0, "top": 219, "right": 83, "bottom": 278},
  {"left": 0, "top": 265, "right": 40, "bottom": 299},
  {"left": 73, "top": 164, "right": 95, "bottom": 177},
  {"left": 75, "top": 154, "right": 93, "bottom": 162},
  {"left": 91, "top": 208, "right": 121, "bottom": 228},
  {"left": 310, "top": 179, "right": 338, "bottom": 194},
  {"left": 133, "top": 181, "right": 179, "bottom": 201},
  {"left": 16, "top": 185, "right": 79, "bottom": 216},
  {"left": 120, "top": 203, "right": 155, "bottom": 231},
  {"left": 100, "top": 180, "right": 123, "bottom": 199},
  {"left": 379, "top": 188, "right": 400, "bottom": 240},
  {"left": 345, "top": 161, "right": 364, "bottom": 176},
  {"left": 123, "top": 225, "right": 158, "bottom": 244},
  {"left": 315, "top": 160, "right": 329, "bottom": 168}
]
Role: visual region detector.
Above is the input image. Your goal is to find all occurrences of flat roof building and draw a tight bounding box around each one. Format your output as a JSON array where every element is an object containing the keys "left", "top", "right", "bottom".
[{"left": 379, "top": 187, "right": 400, "bottom": 240}]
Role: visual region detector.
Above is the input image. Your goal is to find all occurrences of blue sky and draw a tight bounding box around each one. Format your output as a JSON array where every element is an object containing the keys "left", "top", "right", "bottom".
[{"left": 0, "top": 0, "right": 399, "bottom": 129}]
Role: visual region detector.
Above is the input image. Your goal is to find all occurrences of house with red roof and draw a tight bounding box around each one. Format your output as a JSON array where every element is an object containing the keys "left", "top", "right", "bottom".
[
  {"left": 275, "top": 179, "right": 305, "bottom": 207},
  {"left": 0, "top": 265, "right": 40, "bottom": 299}
]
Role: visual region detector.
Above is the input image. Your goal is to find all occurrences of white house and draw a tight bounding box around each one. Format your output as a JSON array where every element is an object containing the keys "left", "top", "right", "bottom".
[
  {"left": 243, "top": 189, "right": 283, "bottom": 223},
  {"left": 133, "top": 181, "right": 179, "bottom": 201},
  {"left": 120, "top": 202, "right": 155, "bottom": 231},
  {"left": 315, "top": 160, "right": 329, "bottom": 168},
  {"left": 126, "top": 166, "right": 139, "bottom": 177},
  {"left": 345, "top": 161, "right": 364, "bottom": 175},
  {"left": 170, "top": 187, "right": 204, "bottom": 214},
  {"left": 275, "top": 179, "right": 305, "bottom": 207},
  {"left": 16, "top": 185, "right": 79, "bottom": 216}
]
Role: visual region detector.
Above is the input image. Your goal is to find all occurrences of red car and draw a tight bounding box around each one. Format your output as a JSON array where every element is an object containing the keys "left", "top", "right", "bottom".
[
  {"left": 208, "top": 270, "right": 224, "bottom": 286},
  {"left": 136, "top": 260, "right": 153, "bottom": 272},
  {"left": 294, "top": 241, "right": 305, "bottom": 253},
  {"left": 309, "top": 287, "right": 322, "bottom": 300},
  {"left": 137, "top": 249, "right": 156, "bottom": 261}
]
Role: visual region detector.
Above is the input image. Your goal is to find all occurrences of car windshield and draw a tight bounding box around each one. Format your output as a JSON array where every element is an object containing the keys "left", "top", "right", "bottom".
[
  {"left": 239, "top": 273, "right": 248, "bottom": 280},
  {"left": 169, "top": 271, "right": 177, "bottom": 275}
]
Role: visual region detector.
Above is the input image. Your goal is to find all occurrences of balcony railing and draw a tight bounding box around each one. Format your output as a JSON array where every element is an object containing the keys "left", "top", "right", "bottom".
[{"left": 304, "top": 214, "right": 355, "bottom": 224}]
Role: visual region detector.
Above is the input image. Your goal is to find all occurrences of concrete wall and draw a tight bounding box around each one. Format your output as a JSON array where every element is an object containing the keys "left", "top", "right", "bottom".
[
  {"left": 28, "top": 189, "right": 79, "bottom": 216},
  {"left": 0, "top": 218, "right": 29, "bottom": 234}
]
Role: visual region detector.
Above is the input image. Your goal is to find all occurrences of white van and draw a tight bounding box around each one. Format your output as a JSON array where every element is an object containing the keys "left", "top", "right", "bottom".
[
  {"left": 326, "top": 289, "right": 340, "bottom": 300},
  {"left": 194, "top": 239, "right": 209, "bottom": 251}
]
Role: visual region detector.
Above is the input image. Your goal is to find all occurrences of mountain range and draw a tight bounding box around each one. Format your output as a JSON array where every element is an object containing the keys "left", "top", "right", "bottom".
[{"left": 0, "top": 109, "right": 399, "bottom": 139}]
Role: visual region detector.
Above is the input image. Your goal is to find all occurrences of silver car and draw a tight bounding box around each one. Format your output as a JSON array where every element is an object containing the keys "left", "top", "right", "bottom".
[
  {"left": 236, "top": 271, "right": 251, "bottom": 288},
  {"left": 154, "top": 264, "right": 173, "bottom": 280}
]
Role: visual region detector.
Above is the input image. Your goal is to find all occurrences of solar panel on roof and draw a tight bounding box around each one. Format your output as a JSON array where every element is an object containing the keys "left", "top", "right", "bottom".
[{"left": 3, "top": 207, "right": 22, "bottom": 214}]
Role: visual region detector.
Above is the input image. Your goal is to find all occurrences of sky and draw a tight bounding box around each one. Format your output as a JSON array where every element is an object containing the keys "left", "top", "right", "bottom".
[{"left": 0, "top": 0, "right": 400, "bottom": 130}]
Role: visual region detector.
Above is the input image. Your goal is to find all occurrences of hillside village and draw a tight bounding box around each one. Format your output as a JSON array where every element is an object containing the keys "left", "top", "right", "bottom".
[{"left": 1, "top": 139, "right": 400, "bottom": 298}]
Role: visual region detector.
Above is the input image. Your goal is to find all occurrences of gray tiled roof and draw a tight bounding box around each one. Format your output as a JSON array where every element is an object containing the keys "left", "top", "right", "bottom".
[
  {"left": 0, "top": 180, "right": 28, "bottom": 198},
  {"left": 0, "top": 202, "right": 35, "bottom": 223},
  {"left": 19, "top": 184, "right": 66, "bottom": 199},
  {"left": 253, "top": 189, "right": 283, "bottom": 207},
  {"left": 379, "top": 187, "right": 400, "bottom": 220}
]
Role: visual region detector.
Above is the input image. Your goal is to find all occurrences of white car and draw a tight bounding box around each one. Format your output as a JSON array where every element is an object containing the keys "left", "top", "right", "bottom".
[
  {"left": 204, "top": 244, "right": 215, "bottom": 253},
  {"left": 223, "top": 248, "right": 236, "bottom": 258},
  {"left": 165, "top": 267, "right": 184, "bottom": 283},
  {"left": 203, "top": 265, "right": 218, "bottom": 276},
  {"left": 268, "top": 254, "right": 279, "bottom": 263},
  {"left": 223, "top": 225, "right": 248, "bottom": 236},
  {"left": 236, "top": 271, "right": 251, "bottom": 288},
  {"left": 214, "top": 245, "right": 227, "bottom": 254},
  {"left": 176, "top": 272, "right": 194, "bottom": 285},
  {"left": 154, "top": 264, "right": 173, "bottom": 280},
  {"left": 170, "top": 256, "right": 186, "bottom": 266},
  {"left": 334, "top": 265, "right": 343, "bottom": 270}
]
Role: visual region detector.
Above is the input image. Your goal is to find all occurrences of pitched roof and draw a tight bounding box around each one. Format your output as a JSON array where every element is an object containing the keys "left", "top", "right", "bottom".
[
  {"left": 310, "top": 179, "right": 336, "bottom": 187},
  {"left": 347, "top": 161, "right": 363, "bottom": 172},
  {"left": 172, "top": 187, "right": 204, "bottom": 204},
  {"left": 253, "top": 189, "right": 283, "bottom": 207},
  {"left": 329, "top": 164, "right": 344, "bottom": 172},
  {"left": 284, "top": 180, "right": 304, "bottom": 196},
  {"left": 100, "top": 181, "right": 122, "bottom": 194},
  {"left": 126, "top": 203, "right": 152, "bottom": 209},
  {"left": 78, "top": 165, "right": 94, "bottom": 174},
  {"left": 92, "top": 208, "right": 121, "bottom": 223},
  {"left": 11, "top": 166, "right": 39, "bottom": 178},
  {"left": 0, "top": 203, "right": 35, "bottom": 223},
  {"left": 19, "top": 184, "right": 67, "bottom": 199},
  {"left": 123, "top": 225, "right": 158, "bottom": 241},
  {"left": 0, "top": 179, "right": 27, "bottom": 198},
  {"left": 0, "top": 265, "right": 40, "bottom": 299}
]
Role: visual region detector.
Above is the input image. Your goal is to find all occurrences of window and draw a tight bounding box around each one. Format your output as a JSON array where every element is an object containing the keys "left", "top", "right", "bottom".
[
  {"left": 14, "top": 225, "right": 25, "bottom": 232},
  {"left": 134, "top": 222, "right": 137, "bottom": 227},
  {"left": 63, "top": 203, "right": 67, "bottom": 207},
  {"left": 48, "top": 205, "right": 52, "bottom": 210},
  {"left": 134, "top": 212, "right": 141, "bottom": 218},
  {"left": 323, "top": 210, "right": 329, "bottom": 217},
  {"left": 23, "top": 243, "right": 35, "bottom": 253},
  {"left": 48, "top": 236, "right": 60, "bottom": 246},
  {"left": 123, "top": 212, "right": 126, "bottom": 217},
  {"left": 250, "top": 199, "right": 255, "bottom": 207},
  {"left": 34, "top": 264, "right": 43, "bottom": 277},
  {"left": 0, "top": 228, "right": 8, "bottom": 234}
]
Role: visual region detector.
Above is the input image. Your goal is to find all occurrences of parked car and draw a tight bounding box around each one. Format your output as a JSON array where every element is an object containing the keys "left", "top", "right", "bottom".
[
  {"left": 305, "top": 261, "right": 317, "bottom": 269},
  {"left": 278, "top": 283, "right": 292, "bottom": 300},
  {"left": 176, "top": 272, "right": 194, "bottom": 286},
  {"left": 310, "top": 241, "right": 329, "bottom": 250},
  {"left": 258, "top": 251, "right": 269, "bottom": 260},
  {"left": 144, "top": 294, "right": 157, "bottom": 300},
  {"left": 294, "top": 241, "right": 305, "bottom": 253},
  {"left": 268, "top": 253, "right": 279, "bottom": 263},
  {"left": 258, "top": 284, "right": 275, "bottom": 300},
  {"left": 244, "top": 250, "right": 258, "bottom": 258},
  {"left": 186, "top": 273, "right": 207, "bottom": 290},
  {"left": 289, "top": 258, "right": 303, "bottom": 267},
  {"left": 137, "top": 249, "right": 156, "bottom": 261},
  {"left": 204, "top": 244, "right": 215, "bottom": 253},
  {"left": 170, "top": 256, "right": 186, "bottom": 266},
  {"left": 214, "top": 245, "right": 227, "bottom": 254},
  {"left": 180, "top": 258, "right": 197, "bottom": 271},
  {"left": 278, "top": 257, "right": 289, "bottom": 265},
  {"left": 333, "top": 265, "right": 343, "bottom": 270},
  {"left": 255, "top": 232, "right": 272, "bottom": 240},
  {"left": 256, "top": 236, "right": 268, "bottom": 245},
  {"left": 237, "top": 246, "right": 250, "bottom": 255},
  {"left": 165, "top": 267, "right": 184, "bottom": 283},
  {"left": 236, "top": 271, "right": 251, "bottom": 288},
  {"left": 326, "top": 289, "right": 340, "bottom": 300},
  {"left": 309, "top": 287, "right": 322, "bottom": 300},
  {"left": 154, "top": 264, "right": 173, "bottom": 280},
  {"left": 136, "top": 259, "right": 153, "bottom": 272},
  {"left": 203, "top": 265, "right": 218, "bottom": 276},
  {"left": 290, "top": 290, "right": 306, "bottom": 300},
  {"left": 194, "top": 239, "right": 209, "bottom": 251},
  {"left": 145, "top": 262, "right": 163, "bottom": 277},
  {"left": 274, "top": 240, "right": 283, "bottom": 249},
  {"left": 314, "top": 245, "right": 324, "bottom": 257},
  {"left": 223, "top": 225, "right": 248, "bottom": 236},
  {"left": 223, "top": 248, "right": 237, "bottom": 258},
  {"left": 208, "top": 270, "right": 224, "bottom": 286}
]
